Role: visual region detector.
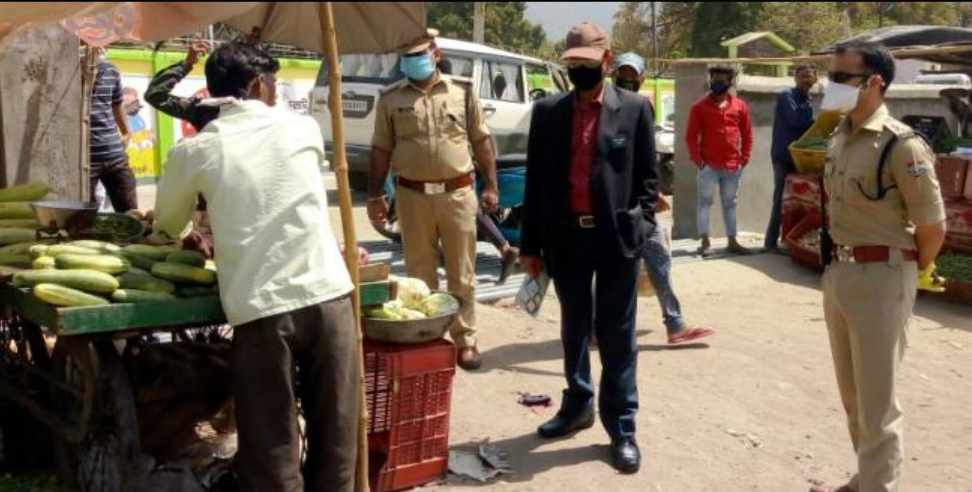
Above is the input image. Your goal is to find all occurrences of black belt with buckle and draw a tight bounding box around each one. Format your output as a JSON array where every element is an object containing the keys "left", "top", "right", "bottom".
[{"left": 573, "top": 215, "right": 596, "bottom": 229}]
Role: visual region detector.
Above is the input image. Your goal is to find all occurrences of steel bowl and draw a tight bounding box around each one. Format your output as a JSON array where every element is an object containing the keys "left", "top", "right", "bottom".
[
  {"left": 30, "top": 201, "right": 99, "bottom": 232},
  {"left": 363, "top": 292, "right": 461, "bottom": 344}
]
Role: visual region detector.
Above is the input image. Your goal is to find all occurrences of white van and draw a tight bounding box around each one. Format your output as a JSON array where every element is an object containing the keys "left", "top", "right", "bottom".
[
  {"left": 914, "top": 73, "right": 972, "bottom": 88},
  {"left": 309, "top": 37, "right": 568, "bottom": 189}
]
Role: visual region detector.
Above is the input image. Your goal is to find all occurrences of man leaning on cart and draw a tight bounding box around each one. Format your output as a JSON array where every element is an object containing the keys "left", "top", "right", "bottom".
[{"left": 151, "top": 42, "right": 359, "bottom": 492}]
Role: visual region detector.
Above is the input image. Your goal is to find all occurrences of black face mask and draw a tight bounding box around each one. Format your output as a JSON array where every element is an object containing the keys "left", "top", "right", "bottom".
[
  {"left": 568, "top": 66, "right": 604, "bottom": 91},
  {"left": 710, "top": 81, "right": 730, "bottom": 95},
  {"left": 616, "top": 79, "right": 640, "bottom": 92}
]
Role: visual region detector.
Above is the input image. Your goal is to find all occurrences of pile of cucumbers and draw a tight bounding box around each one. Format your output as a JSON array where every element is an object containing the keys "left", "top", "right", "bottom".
[{"left": 9, "top": 241, "right": 217, "bottom": 307}]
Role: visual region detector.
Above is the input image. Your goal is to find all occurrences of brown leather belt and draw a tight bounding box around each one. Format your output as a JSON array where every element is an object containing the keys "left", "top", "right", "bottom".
[
  {"left": 397, "top": 173, "right": 473, "bottom": 195},
  {"left": 832, "top": 245, "right": 918, "bottom": 263}
]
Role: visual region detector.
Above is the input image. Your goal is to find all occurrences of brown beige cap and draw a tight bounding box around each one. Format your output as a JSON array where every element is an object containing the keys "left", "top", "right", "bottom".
[
  {"left": 561, "top": 22, "right": 609, "bottom": 61},
  {"left": 400, "top": 28, "right": 440, "bottom": 55}
]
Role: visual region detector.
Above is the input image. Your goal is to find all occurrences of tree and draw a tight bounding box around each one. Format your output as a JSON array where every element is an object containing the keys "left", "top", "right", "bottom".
[
  {"left": 757, "top": 3, "right": 847, "bottom": 53},
  {"left": 427, "top": 2, "right": 546, "bottom": 57},
  {"left": 608, "top": 2, "right": 698, "bottom": 73},
  {"left": 689, "top": 2, "right": 764, "bottom": 57},
  {"left": 612, "top": 2, "right": 651, "bottom": 55}
]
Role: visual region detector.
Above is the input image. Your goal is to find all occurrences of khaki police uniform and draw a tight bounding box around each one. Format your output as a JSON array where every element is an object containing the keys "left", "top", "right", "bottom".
[
  {"left": 822, "top": 105, "right": 946, "bottom": 492},
  {"left": 372, "top": 73, "right": 491, "bottom": 348}
]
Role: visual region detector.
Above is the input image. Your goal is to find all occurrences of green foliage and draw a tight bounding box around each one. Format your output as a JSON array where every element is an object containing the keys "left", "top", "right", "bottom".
[
  {"left": 428, "top": 2, "right": 546, "bottom": 57},
  {"left": 613, "top": 1, "right": 972, "bottom": 65},
  {"left": 759, "top": 3, "right": 848, "bottom": 53},
  {"left": 0, "top": 475, "right": 74, "bottom": 492},
  {"left": 689, "top": 2, "right": 764, "bottom": 57}
]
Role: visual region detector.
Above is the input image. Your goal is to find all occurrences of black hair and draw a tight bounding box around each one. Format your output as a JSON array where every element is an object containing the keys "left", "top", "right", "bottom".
[
  {"left": 437, "top": 58, "right": 453, "bottom": 75},
  {"left": 794, "top": 64, "right": 816, "bottom": 75},
  {"left": 834, "top": 42, "right": 895, "bottom": 94},
  {"left": 205, "top": 42, "right": 280, "bottom": 99},
  {"left": 709, "top": 65, "right": 736, "bottom": 78}
]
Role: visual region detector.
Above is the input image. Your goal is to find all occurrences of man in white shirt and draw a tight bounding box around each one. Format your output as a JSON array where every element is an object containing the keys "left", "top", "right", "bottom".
[{"left": 154, "top": 42, "right": 357, "bottom": 492}]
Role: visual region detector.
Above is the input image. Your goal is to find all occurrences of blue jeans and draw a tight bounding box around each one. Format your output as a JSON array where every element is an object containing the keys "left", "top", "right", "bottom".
[
  {"left": 697, "top": 165, "right": 742, "bottom": 238},
  {"left": 552, "top": 228, "right": 639, "bottom": 441},
  {"left": 643, "top": 223, "right": 687, "bottom": 336},
  {"left": 764, "top": 161, "right": 794, "bottom": 248}
]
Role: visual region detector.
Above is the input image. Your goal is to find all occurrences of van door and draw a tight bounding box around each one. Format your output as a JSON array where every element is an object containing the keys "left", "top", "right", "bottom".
[
  {"left": 309, "top": 53, "right": 402, "bottom": 178},
  {"left": 479, "top": 58, "right": 531, "bottom": 155}
]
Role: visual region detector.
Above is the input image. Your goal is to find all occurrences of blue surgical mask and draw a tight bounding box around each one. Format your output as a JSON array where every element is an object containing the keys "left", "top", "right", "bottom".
[{"left": 400, "top": 53, "right": 435, "bottom": 81}]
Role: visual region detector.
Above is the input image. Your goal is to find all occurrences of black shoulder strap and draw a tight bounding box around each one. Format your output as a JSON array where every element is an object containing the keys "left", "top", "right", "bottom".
[{"left": 856, "top": 134, "right": 899, "bottom": 201}]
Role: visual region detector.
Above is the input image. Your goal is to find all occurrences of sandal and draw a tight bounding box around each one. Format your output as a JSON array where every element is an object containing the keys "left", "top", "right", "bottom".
[{"left": 668, "top": 327, "right": 715, "bottom": 345}]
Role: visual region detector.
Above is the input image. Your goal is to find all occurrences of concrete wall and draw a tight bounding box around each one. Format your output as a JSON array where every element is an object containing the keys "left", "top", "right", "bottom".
[
  {"left": 672, "top": 66, "right": 957, "bottom": 240},
  {"left": 0, "top": 25, "right": 81, "bottom": 199}
]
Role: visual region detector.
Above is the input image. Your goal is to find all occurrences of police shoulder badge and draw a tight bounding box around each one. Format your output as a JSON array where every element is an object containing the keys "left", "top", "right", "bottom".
[{"left": 905, "top": 160, "right": 932, "bottom": 178}]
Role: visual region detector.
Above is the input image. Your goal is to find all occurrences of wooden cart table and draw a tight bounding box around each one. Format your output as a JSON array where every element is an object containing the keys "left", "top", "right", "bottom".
[{"left": 0, "top": 281, "right": 393, "bottom": 492}]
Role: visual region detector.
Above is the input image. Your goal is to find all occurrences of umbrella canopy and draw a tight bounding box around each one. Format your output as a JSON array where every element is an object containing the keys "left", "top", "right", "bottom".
[
  {"left": 817, "top": 25, "right": 972, "bottom": 67},
  {"left": 224, "top": 2, "right": 426, "bottom": 54},
  {"left": 829, "top": 25, "right": 972, "bottom": 50},
  {"left": 0, "top": 2, "right": 425, "bottom": 54}
]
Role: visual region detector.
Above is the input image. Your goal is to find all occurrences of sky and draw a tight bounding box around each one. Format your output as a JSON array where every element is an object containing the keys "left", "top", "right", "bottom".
[{"left": 525, "top": 2, "right": 622, "bottom": 42}]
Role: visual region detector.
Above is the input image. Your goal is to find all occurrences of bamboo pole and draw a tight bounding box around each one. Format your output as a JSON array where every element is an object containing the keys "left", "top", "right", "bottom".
[
  {"left": 319, "top": 3, "right": 369, "bottom": 492},
  {"left": 79, "top": 44, "right": 96, "bottom": 202}
]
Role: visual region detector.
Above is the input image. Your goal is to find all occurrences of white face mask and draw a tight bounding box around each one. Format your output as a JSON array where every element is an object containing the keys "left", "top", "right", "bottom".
[{"left": 820, "top": 81, "right": 861, "bottom": 113}]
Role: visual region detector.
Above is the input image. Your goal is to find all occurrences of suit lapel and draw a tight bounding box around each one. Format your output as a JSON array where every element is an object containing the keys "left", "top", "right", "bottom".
[
  {"left": 555, "top": 94, "right": 574, "bottom": 201},
  {"left": 597, "top": 85, "right": 622, "bottom": 164}
]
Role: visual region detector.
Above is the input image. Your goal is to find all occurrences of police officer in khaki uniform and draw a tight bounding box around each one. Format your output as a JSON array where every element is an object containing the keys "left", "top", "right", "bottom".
[
  {"left": 812, "top": 43, "right": 947, "bottom": 492},
  {"left": 368, "top": 29, "right": 498, "bottom": 370}
]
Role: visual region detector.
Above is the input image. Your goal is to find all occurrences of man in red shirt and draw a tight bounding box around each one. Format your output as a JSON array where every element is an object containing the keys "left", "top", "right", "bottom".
[{"left": 685, "top": 66, "right": 753, "bottom": 256}]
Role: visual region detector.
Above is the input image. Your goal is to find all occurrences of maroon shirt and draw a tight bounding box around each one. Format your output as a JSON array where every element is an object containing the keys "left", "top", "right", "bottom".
[{"left": 569, "top": 88, "right": 604, "bottom": 214}]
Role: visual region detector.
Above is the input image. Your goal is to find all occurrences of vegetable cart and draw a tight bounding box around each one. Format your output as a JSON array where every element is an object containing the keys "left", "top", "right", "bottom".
[{"left": 0, "top": 279, "right": 393, "bottom": 492}]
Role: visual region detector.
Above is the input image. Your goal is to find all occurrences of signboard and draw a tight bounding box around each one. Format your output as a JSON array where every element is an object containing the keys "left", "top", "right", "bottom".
[{"left": 107, "top": 48, "right": 321, "bottom": 181}]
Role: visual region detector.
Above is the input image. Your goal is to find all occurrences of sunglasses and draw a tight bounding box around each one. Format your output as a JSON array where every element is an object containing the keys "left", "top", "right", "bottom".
[
  {"left": 564, "top": 59, "right": 602, "bottom": 70},
  {"left": 828, "top": 71, "right": 870, "bottom": 84}
]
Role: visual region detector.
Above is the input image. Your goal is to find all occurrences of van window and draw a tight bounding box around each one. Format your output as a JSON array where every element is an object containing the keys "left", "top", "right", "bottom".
[
  {"left": 316, "top": 53, "right": 404, "bottom": 86},
  {"left": 481, "top": 60, "right": 525, "bottom": 103},
  {"left": 526, "top": 64, "right": 554, "bottom": 92},
  {"left": 439, "top": 54, "right": 474, "bottom": 78}
]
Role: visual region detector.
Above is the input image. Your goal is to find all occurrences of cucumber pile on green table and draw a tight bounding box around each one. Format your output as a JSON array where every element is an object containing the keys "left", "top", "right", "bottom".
[{"left": 10, "top": 241, "right": 217, "bottom": 307}]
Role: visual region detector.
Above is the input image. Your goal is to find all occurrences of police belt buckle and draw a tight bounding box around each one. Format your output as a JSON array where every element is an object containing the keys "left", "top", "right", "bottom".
[
  {"left": 577, "top": 215, "right": 596, "bottom": 229},
  {"left": 423, "top": 182, "right": 447, "bottom": 194},
  {"left": 834, "top": 245, "right": 856, "bottom": 263}
]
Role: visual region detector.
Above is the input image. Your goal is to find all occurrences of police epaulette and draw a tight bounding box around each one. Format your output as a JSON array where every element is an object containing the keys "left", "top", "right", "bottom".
[
  {"left": 442, "top": 74, "right": 473, "bottom": 85},
  {"left": 379, "top": 79, "right": 408, "bottom": 95}
]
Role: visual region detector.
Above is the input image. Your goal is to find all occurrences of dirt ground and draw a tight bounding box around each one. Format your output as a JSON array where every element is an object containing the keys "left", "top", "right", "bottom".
[{"left": 432, "top": 254, "right": 972, "bottom": 492}]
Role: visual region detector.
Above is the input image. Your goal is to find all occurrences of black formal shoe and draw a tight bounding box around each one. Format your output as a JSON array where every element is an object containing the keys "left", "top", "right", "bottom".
[
  {"left": 610, "top": 438, "right": 641, "bottom": 474},
  {"left": 537, "top": 406, "right": 595, "bottom": 439}
]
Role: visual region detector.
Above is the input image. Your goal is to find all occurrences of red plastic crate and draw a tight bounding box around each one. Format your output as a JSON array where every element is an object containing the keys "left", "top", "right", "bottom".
[
  {"left": 784, "top": 173, "right": 822, "bottom": 207},
  {"left": 785, "top": 213, "right": 824, "bottom": 272},
  {"left": 364, "top": 339, "right": 456, "bottom": 492},
  {"left": 936, "top": 155, "right": 970, "bottom": 199}
]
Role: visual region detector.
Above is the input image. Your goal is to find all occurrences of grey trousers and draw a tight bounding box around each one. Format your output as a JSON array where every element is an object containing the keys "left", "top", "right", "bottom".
[{"left": 232, "top": 295, "right": 359, "bottom": 492}]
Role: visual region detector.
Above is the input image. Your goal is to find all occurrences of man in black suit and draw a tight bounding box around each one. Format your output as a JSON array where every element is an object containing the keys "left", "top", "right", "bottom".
[{"left": 520, "top": 22, "right": 658, "bottom": 474}]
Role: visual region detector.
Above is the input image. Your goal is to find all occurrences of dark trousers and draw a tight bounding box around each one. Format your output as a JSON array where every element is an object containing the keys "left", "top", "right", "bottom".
[
  {"left": 232, "top": 295, "right": 359, "bottom": 492},
  {"left": 551, "top": 228, "right": 640, "bottom": 441},
  {"left": 90, "top": 156, "right": 137, "bottom": 212},
  {"left": 764, "top": 160, "right": 793, "bottom": 248}
]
